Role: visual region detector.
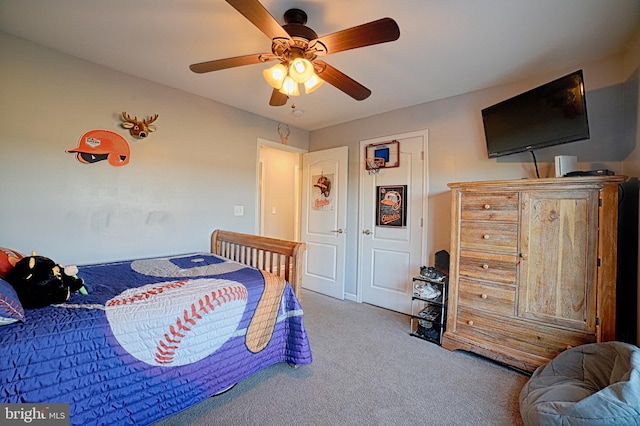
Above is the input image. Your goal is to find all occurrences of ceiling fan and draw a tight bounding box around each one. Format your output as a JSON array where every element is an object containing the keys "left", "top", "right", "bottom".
[{"left": 189, "top": 0, "right": 400, "bottom": 106}]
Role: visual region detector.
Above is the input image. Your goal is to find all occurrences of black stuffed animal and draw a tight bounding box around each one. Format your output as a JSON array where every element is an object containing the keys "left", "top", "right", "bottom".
[{"left": 5, "top": 253, "right": 86, "bottom": 308}]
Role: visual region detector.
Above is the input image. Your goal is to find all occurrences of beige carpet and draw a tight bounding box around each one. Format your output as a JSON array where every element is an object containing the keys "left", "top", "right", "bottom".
[{"left": 155, "top": 289, "right": 529, "bottom": 425}]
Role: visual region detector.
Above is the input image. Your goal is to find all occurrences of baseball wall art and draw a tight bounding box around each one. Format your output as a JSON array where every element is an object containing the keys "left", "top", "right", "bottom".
[{"left": 376, "top": 185, "right": 407, "bottom": 227}]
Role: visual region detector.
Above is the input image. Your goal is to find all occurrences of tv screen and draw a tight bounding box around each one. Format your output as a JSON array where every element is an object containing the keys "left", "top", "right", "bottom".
[{"left": 482, "top": 70, "right": 590, "bottom": 158}]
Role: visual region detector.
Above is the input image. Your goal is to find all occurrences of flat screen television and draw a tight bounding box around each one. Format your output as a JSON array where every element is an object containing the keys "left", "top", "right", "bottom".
[{"left": 482, "top": 70, "right": 590, "bottom": 158}]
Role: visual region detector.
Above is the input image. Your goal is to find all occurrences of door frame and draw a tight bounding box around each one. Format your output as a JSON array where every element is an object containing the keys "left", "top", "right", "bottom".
[
  {"left": 256, "top": 138, "right": 307, "bottom": 238},
  {"left": 356, "top": 130, "right": 429, "bottom": 304}
]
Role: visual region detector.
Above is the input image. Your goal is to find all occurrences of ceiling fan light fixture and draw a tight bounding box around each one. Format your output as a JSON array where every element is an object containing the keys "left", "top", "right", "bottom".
[
  {"left": 303, "top": 74, "right": 324, "bottom": 94},
  {"left": 288, "top": 57, "right": 315, "bottom": 83},
  {"left": 279, "top": 76, "right": 300, "bottom": 96},
  {"left": 263, "top": 63, "right": 287, "bottom": 89},
  {"left": 190, "top": 4, "right": 400, "bottom": 106}
]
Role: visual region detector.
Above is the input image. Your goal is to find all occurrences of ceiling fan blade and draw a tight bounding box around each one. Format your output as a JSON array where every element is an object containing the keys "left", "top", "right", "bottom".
[
  {"left": 310, "top": 18, "right": 400, "bottom": 55},
  {"left": 190, "top": 53, "right": 270, "bottom": 73},
  {"left": 269, "top": 89, "right": 288, "bottom": 106},
  {"left": 226, "top": 0, "right": 291, "bottom": 41},
  {"left": 315, "top": 61, "right": 371, "bottom": 101}
]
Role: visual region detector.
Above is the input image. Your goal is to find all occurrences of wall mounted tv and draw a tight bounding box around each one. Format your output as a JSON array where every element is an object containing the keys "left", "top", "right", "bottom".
[{"left": 482, "top": 70, "right": 590, "bottom": 158}]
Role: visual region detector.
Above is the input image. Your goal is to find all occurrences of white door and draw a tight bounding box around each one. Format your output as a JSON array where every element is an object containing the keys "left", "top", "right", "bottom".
[
  {"left": 359, "top": 131, "right": 428, "bottom": 314},
  {"left": 301, "top": 147, "right": 348, "bottom": 299}
]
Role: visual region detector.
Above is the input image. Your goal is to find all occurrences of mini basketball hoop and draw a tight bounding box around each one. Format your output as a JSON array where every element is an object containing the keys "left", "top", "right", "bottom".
[{"left": 365, "top": 157, "right": 385, "bottom": 175}]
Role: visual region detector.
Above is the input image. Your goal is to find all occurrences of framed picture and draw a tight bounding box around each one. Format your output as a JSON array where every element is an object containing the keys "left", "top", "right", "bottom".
[
  {"left": 376, "top": 185, "right": 407, "bottom": 227},
  {"left": 365, "top": 140, "right": 399, "bottom": 170}
]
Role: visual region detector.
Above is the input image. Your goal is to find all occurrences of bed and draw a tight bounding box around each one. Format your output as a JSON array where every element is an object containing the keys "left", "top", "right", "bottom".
[{"left": 0, "top": 230, "right": 312, "bottom": 425}]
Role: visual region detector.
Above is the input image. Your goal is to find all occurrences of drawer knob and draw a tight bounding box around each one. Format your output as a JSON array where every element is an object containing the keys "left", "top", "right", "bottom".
[
  {"left": 467, "top": 320, "right": 474, "bottom": 326},
  {"left": 483, "top": 234, "right": 490, "bottom": 240},
  {"left": 481, "top": 294, "right": 488, "bottom": 299},
  {"left": 484, "top": 204, "right": 491, "bottom": 210},
  {"left": 482, "top": 263, "right": 489, "bottom": 269},
  {"left": 520, "top": 253, "right": 528, "bottom": 259}
]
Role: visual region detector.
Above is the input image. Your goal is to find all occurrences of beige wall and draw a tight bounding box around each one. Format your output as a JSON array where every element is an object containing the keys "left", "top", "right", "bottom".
[
  {"left": 620, "top": 28, "right": 640, "bottom": 176},
  {"left": 310, "top": 54, "right": 634, "bottom": 303},
  {"left": 259, "top": 145, "right": 301, "bottom": 241},
  {"left": 0, "top": 32, "right": 309, "bottom": 265}
]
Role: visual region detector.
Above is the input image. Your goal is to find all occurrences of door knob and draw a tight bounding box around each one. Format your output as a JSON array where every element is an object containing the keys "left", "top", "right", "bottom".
[
  {"left": 362, "top": 229, "right": 372, "bottom": 235},
  {"left": 331, "top": 228, "right": 344, "bottom": 234}
]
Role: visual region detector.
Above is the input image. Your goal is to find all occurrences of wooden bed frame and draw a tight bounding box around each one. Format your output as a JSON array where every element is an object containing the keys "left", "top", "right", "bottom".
[{"left": 211, "top": 229, "right": 306, "bottom": 300}]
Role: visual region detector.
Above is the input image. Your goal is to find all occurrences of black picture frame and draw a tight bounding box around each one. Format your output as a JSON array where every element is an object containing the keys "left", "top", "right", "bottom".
[{"left": 376, "top": 185, "right": 407, "bottom": 227}]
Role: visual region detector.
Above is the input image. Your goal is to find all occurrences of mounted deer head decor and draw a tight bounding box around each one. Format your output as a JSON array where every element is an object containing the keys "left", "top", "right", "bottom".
[
  {"left": 121, "top": 111, "right": 159, "bottom": 139},
  {"left": 277, "top": 123, "right": 290, "bottom": 145}
]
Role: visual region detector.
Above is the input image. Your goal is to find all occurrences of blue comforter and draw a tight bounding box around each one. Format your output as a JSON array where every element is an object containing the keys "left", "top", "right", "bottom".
[{"left": 0, "top": 253, "right": 312, "bottom": 425}]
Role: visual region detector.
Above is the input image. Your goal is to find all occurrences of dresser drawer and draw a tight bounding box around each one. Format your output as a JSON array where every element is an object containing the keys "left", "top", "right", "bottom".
[
  {"left": 459, "top": 221, "right": 518, "bottom": 253},
  {"left": 460, "top": 193, "right": 518, "bottom": 222},
  {"left": 454, "top": 307, "right": 595, "bottom": 359},
  {"left": 458, "top": 278, "right": 515, "bottom": 315},
  {"left": 458, "top": 250, "right": 517, "bottom": 283}
]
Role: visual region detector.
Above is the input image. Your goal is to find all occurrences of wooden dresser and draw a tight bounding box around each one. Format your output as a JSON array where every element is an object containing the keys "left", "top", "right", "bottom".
[{"left": 442, "top": 176, "right": 626, "bottom": 372}]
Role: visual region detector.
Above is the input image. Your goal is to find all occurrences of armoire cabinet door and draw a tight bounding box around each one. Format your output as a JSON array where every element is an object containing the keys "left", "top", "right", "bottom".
[{"left": 517, "top": 190, "right": 599, "bottom": 333}]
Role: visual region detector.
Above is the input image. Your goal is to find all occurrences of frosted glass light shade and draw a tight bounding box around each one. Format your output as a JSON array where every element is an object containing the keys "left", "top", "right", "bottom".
[
  {"left": 279, "top": 76, "right": 300, "bottom": 96},
  {"left": 263, "top": 63, "right": 287, "bottom": 89},
  {"left": 288, "top": 58, "right": 314, "bottom": 83},
  {"left": 303, "top": 75, "right": 324, "bottom": 94}
]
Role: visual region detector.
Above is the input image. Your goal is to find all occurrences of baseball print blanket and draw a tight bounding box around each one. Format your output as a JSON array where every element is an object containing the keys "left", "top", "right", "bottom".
[{"left": 0, "top": 253, "right": 312, "bottom": 425}]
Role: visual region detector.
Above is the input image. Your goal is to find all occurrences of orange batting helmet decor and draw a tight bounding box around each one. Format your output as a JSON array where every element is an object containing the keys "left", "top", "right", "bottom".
[{"left": 67, "top": 129, "right": 131, "bottom": 167}]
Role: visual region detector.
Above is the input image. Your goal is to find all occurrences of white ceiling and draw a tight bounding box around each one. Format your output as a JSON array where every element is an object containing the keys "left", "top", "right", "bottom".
[{"left": 1, "top": 0, "right": 639, "bottom": 131}]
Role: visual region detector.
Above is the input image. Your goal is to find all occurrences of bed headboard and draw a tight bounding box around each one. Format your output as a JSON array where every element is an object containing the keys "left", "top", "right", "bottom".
[{"left": 211, "top": 230, "right": 307, "bottom": 300}]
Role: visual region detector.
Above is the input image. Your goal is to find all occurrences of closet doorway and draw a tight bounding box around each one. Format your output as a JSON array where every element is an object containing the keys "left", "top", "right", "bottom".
[
  {"left": 257, "top": 138, "right": 305, "bottom": 241},
  {"left": 358, "top": 130, "right": 428, "bottom": 314}
]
